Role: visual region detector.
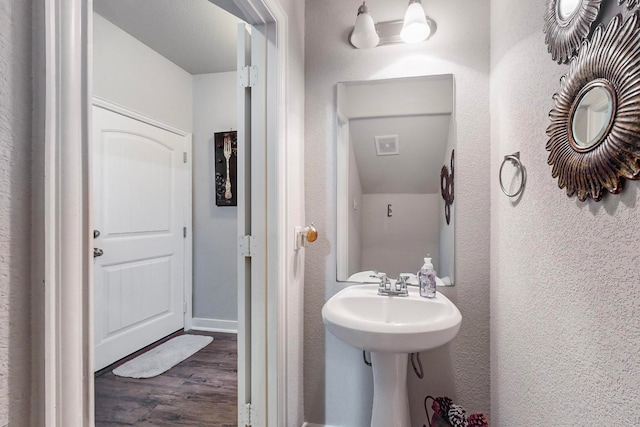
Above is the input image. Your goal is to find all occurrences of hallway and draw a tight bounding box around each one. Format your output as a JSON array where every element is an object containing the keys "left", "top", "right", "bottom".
[{"left": 94, "top": 332, "right": 237, "bottom": 426}]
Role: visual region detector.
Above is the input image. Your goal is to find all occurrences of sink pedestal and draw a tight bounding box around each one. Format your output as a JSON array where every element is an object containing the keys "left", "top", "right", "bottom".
[{"left": 370, "top": 352, "right": 411, "bottom": 427}]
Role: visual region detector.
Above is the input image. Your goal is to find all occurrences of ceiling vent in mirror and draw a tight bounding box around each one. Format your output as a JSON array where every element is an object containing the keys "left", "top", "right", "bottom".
[{"left": 375, "top": 135, "right": 400, "bottom": 156}]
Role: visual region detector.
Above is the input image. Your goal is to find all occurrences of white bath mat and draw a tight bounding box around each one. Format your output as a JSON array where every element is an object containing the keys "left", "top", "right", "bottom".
[{"left": 112, "top": 335, "right": 213, "bottom": 379}]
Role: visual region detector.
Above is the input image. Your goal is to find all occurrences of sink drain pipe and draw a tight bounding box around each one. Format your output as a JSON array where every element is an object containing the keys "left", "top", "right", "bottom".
[{"left": 363, "top": 350, "right": 424, "bottom": 379}]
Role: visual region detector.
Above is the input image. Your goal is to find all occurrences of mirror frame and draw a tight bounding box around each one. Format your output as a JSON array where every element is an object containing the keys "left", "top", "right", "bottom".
[
  {"left": 619, "top": 0, "right": 639, "bottom": 9},
  {"left": 544, "top": 0, "right": 602, "bottom": 63},
  {"left": 546, "top": 13, "right": 640, "bottom": 201}
]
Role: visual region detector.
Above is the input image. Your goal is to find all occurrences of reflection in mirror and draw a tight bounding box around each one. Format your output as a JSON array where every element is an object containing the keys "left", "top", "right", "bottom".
[
  {"left": 571, "top": 85, "right": 614, "bottom": 150},
  {"left": 558, "top": 0, "right": 581, "bottom": 20},
  {"left": 336, "top": 75, "right": 455, "bottom": 284}
]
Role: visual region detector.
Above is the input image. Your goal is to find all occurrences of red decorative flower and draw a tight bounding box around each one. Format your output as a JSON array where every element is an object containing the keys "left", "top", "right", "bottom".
[{"left": 469, "top": 413, "right": 489, "bottom": 427}]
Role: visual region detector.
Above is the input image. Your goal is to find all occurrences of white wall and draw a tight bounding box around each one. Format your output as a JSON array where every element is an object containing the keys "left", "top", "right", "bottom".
[
  {"left": 490, "top": 1, "right": 640, "bottom": 425},
  {"left": 93, "top": 13, "right": 193, "bottom": 132},
  {"left": 0, "top": 0, "right": 33, "bottom": 424},
  {"left": 192, "top": 72, "right": 238, "bottom": 323},
  {"left": 361, "top": 194, "right": 439, "bottom": 278},
  {"left": 305, "top": 0, "right": 491, "bottom": 425}
]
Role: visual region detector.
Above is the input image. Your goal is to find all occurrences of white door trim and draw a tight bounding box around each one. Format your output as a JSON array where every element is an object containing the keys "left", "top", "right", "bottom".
[
  {"left": 91, "top": 98, "right": 194, "bottom": 334},
  {"left": 42, "top": 0, "right": 293, "bottom": 426},
  {"left": 92, "top": 96, "right": 190, "bottom": 137}
]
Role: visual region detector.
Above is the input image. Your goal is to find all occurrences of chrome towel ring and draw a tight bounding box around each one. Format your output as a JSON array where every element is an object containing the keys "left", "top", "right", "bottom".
[{"left": 499, "top": 152, "right": 526, "bottom": 198}]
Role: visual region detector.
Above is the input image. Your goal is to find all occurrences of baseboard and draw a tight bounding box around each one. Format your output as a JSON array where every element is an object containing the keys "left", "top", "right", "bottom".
[
  {"left": 190, "top": 317, "right": 238, "bottom": 334},
  {"left": 302, "top": 423, "right": 341, "bottom": 427}
]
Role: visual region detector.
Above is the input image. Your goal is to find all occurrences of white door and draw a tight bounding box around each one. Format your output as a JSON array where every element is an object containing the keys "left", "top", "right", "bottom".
[
  {"left": 237, "top": 22, "right": 254, "bottom": 425},
  {"left": 236, "top": 19, "right": 272, "bottom": 425},
  {"left": 92, "top": 106, "right": 188, "bottom": 371}
]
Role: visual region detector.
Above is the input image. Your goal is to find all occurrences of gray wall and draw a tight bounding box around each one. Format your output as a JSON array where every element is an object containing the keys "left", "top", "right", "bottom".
[
  {"left": 304, "top": 0, "right": 491, "bottom": 425},
  {"left": 192, "top": 72, "right": 238, "bottom": 322},
  {"left": 93, "top": 13, "right": 193, "bottom": 132},
  {"left": 490, "top": 0, "right": 640, "bottom": 425},
  {"left": 0, "top": 0, "right": 33, "bottom": 424}
]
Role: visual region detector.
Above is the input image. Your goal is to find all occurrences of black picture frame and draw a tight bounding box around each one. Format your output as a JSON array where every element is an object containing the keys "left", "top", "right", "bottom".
[{"left": 214, "top": 131, "right": 237, "bottom": 206}]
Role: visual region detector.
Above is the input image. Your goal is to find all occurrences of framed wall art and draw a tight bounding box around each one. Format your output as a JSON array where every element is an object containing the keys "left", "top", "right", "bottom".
[{"left": 214, "top": 131, "right": 237, "bottom": 206}]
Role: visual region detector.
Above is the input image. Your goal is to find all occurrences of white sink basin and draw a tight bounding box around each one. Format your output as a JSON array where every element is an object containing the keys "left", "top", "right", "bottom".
[
  {"left": 322, "top": 283, "right": 462, "bottom": 353},
  {"left": 322, "top": 284, "right": 462, "bottom": 427}
]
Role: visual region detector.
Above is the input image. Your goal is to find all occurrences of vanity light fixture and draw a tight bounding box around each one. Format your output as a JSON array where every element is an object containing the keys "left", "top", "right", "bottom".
[
  {"left": 350, "top": 2, "right": 380, "bottom": 49},
  {"left": 349, "top": 0, "right": 436, "bottom": 49}
]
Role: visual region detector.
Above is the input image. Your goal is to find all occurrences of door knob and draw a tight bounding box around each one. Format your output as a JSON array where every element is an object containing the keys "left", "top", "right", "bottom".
[
  {"left": 94, "top": 248, "right": 104, "bottom": 258},
  {"left": 294, "top": 223, "right": 319, "bottom": 250},
  {"left": 306, "top": 223, "right": 318, "bottom": 243}
]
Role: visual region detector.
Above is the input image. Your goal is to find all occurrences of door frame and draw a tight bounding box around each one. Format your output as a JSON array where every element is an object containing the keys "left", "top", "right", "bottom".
[
  {"left": 91, "top": 96, "right": 194, "bottom": 335},
  {"left": 41, "top": 0, "right": 291, "bottom": 426}
]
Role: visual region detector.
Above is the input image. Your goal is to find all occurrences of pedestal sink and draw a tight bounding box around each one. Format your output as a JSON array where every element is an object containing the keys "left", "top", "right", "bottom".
[{"left": 322, "top": 284, "right": 462, "bottom": 427}]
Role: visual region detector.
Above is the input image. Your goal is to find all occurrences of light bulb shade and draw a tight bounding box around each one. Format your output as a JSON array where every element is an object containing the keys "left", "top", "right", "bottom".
[
  {"left": 400, "top": 1, "right": 430, "bottom": 43},
  {"left": 350, "top": 3, "right": 379, "bottom": 49}
]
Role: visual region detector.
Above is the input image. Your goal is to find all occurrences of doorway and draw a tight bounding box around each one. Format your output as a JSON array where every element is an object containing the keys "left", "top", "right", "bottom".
[
  {"left": 42, "top": 0, "right": 296, "bottom": 424},
  {"left": 91, "top": 0, "right": 247, "bottom": 424}
]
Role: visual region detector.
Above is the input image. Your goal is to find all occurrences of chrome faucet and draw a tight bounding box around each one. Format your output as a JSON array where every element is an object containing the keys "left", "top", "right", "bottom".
[{"left": 371, "top": 273, "right": 409, "bottom": 297}]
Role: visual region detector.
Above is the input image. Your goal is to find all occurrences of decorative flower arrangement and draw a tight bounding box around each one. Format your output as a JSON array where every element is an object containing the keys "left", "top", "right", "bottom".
[
  {"left": 448, "top": 404, "right": 468, "bottom": 427},
  {"left": 468, "top": 413, "right": 489, "bottom": 427},
  {"left": 426, "top": 396, "right": 488, "bottom": 427}
]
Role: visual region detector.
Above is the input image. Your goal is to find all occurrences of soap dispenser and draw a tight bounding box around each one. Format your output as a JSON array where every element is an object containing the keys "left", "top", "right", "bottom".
[{"left": 418, "top": 257, "right": 437, "bottom": 298}]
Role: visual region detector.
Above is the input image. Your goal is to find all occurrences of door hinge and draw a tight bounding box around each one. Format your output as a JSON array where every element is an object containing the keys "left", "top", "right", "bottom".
[
  {"left": 239, "top": 235, "right": 256, "bottom": 257},
  {"left": 183, "top": 226, "right": 187, "bottom": 238},
  {"left": 183, "top": 152, "right": 187, "bottom": 163},
  {"left": 239, "top": 65, "right": 258, "bottom": 88},
  {"left": 183, "top": 300, "right": 187, "bottom": 313},
  {"left": 242, "top": 403, "right": 256, "bottom": 427}
]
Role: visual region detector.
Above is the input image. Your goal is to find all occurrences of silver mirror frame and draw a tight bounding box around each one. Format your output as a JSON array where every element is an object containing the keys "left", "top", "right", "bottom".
[
  {"left": 544, "top": 0, "right": 602, "bottom": 63},
  {"left": 619, "top": 0, "right": 639, "bottom": 9},
  {"left": 546, "top": 13, "right": 640, "bottom": 201}
]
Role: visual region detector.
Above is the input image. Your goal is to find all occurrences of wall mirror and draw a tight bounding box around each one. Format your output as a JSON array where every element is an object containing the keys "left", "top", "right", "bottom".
[
  {"left": 544, "top": 0, "right": 602, "bottom": 63},
  {"left": 336, "top": 75, "right": 455, "bottom": 284},
  {"left": 547, "top": 13, "right": 640, "bottom": 201}
]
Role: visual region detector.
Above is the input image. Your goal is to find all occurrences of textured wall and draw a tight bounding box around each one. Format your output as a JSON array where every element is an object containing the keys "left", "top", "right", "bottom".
[
  {"left": 304, "top": 0, "right": 491, "bottom": 425},
  {"left": 192, "top": 72, "right": 238, "bottom": 323},
  {"left": 490, "top": 1, "right": 640, "bottom": 425},
  {"left": 0, "top": 0, "right": 33, "bottom": 424},
  {"left": 93, "top": 13, "right": 193, "bottom": 132}
]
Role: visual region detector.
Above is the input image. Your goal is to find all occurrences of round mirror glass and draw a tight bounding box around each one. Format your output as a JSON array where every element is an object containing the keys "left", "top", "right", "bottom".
[
  {"left": 558, "top": 0, "right": 582, "bottom": 19},
  {"left": 571, "top": 86, "right": 614, "bottom": 150}
]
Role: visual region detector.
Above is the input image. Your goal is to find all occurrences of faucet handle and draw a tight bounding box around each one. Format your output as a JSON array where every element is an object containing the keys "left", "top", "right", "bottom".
[
  {"left": 370, "top": 272, "right": 387, "bottom": 281},
  {"left": 396, "top": 275, "right": 409, "bottom": 290},
  {"left": 371, "top": 273, "right": 389, "bottom": 292}
]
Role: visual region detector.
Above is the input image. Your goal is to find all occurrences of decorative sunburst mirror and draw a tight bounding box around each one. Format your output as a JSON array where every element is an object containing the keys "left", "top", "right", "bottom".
[
  {"left": 544, "top": 0, "right": 602, "bottom": 63},
  {"left": 546, "top": 13, "right": 640, "bottom": 201},
  {"left": 619, "top": 0, "right": 639, "bottom": 9}
]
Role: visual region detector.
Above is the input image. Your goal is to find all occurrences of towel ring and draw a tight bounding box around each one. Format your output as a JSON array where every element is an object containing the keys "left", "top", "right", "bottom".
[{"left": 499, "top": 152, "right": 526, "bottom": 197}]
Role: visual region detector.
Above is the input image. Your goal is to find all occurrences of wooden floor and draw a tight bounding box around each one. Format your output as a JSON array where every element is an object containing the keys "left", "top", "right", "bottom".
[{"left": 95, "top": 331, "right": 238, "bottom": 427}]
